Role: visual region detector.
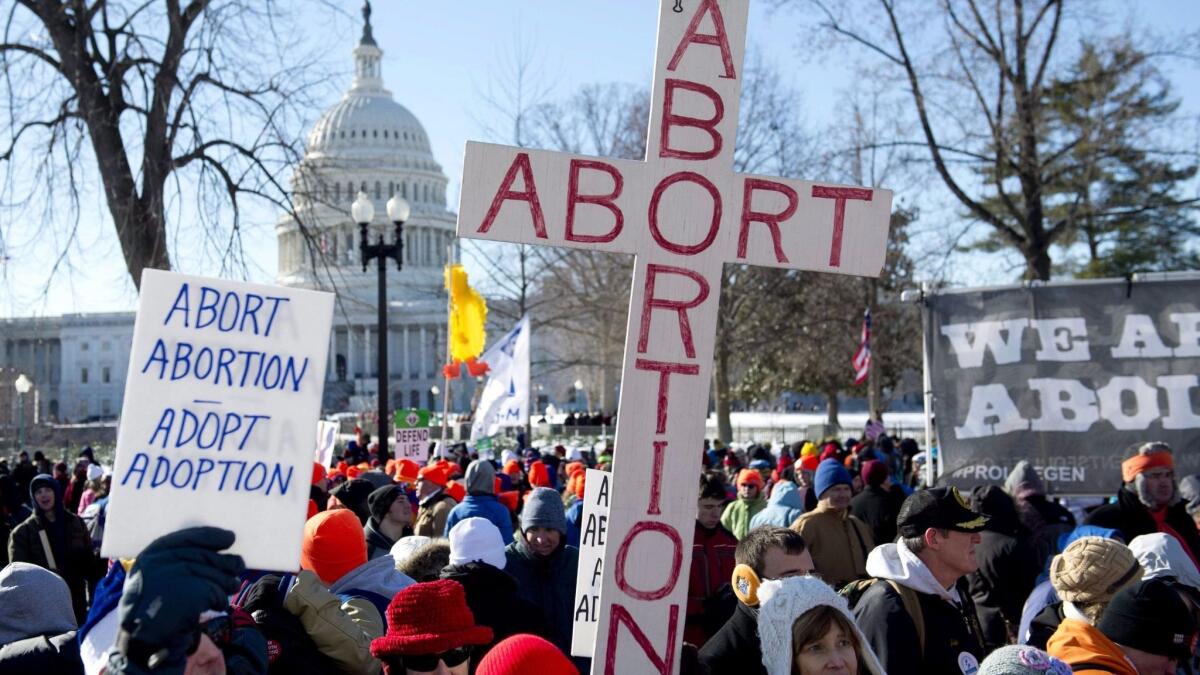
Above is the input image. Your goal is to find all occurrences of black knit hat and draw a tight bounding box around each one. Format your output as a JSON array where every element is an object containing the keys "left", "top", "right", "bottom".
[
  {"left": 330, "top": 478, "right": 375, "bottom": 525},
  {"left": 367, "top": 484, "right": 402, "bottom": 524},
  {"left": 1099, "top": 579, "right": 1198, "bottom": 659}
]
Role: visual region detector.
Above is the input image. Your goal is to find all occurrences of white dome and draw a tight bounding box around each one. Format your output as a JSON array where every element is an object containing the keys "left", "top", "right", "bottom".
[{"left": 307, "top": 91, "right": 434, "bottom": 161}]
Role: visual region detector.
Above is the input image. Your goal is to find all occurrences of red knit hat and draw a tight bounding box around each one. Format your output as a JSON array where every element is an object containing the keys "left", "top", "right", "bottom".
[
  {"left": 370, "top": 580, "right": 493, "bottom": 658},
  {"left": 476, "top": 634, "right": 578, "bottom": 675},
  {"left": 498, "top": 490, "right": 519, "bottom": 513},
  {"left": 312, "top": 462, "right": 326, "bottom": 485},
  {"left": 528, "top": 461, "right": 551, "bottom": 488},
  {"left": 565, "top": 461, "right": 585, "bottom": 478},
  {"left": 799, "top": 455, "right": 819, "bottom": 472},
  {"left": 736, "top": 468, "right": 764, "bottom": 488},
  {"left": 393, "top": 459, "right": 420, "bottom": 484},
  {"left": 446, "top": 480, "right": 466, "bottom": 503},
  {"left": 502, "top": 460, "right": 522, "bottom": 479},
  {"left": 301, "top": 509, "right": 367, "bottom": 585},
  {"left": 418, "top": 464, "right": 449, "bottom": 488}
]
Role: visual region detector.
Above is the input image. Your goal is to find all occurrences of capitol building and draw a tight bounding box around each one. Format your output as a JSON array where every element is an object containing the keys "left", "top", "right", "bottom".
[{"left": 1, "top": 8, "right": 472, "bottom": 423}]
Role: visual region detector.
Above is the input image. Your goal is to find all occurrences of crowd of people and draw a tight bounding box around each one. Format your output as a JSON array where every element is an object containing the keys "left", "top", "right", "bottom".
[{"left": 1, "top": 432, "right": 1199, "bottom": 675}]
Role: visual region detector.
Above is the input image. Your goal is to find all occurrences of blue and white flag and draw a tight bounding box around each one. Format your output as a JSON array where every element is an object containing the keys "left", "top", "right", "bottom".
[{"left": 470, "top": 314, "right": 530, "bottom": 440}]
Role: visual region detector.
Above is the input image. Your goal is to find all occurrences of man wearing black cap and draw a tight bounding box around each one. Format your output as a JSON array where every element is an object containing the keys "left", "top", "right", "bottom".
[
  {"left": 1048, "top": 578, "right": 1198, "bottom": 675},
  {"left": 853, "top": 487, "right": 989, "bottom": 675}
]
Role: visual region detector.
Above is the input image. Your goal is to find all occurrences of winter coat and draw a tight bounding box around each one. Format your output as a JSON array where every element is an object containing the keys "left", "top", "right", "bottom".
[
  {"left": 1027, "top": 601, "right": 1065, "bottom": 650},
  {"left": 687, "top": 521, "right": 739, "bottom": 646},
  {"left": 439, "top": 561, "right": 548, "bottom": 650},
  {"left": 444, "top": 494, "right": 514, "bottom": 544},
  {"left": 854, "top": 541, "right": 986, "bottom": 675},
  {"left": 850, "top": 484, "right": 906, "bottom": 545},
  {"left": 503, "top": 538, "right": 579, "bottom": 655},
  {"left": 749, "top": 481, "right": 806, "bottom": 531},
  {"left": 1087, "top": 486, "right": 1200, "bottom": 564},
  {"left": 8, "top": 510, "right": 95, "bottom": 621},
  {"left": 414, "top": 490, "right": 455, "bottom": 538},
  {"left": 968, "top": 484, "right": 1040, "bottom": 651},
  {"left": 1046, "top": 618, "right": 1137, "bottom": 675},
  {"left": 283, "top": 569, "right": 384, "bottom": 675},
  {"left": 329, "top": 555, "right": 414, "bottom": 620},
  {"left": 565, "top": 499, "right": 584, "bottom": 549},
  {"left": 1020, "top": 495, "right": 1077, "bottom": 570},
  {"left": 0, "top": 631, "right": 83, "bottom": 674},
  {"left": 789, "top": 502, "right": 874, "bottom": 589},
  {"left": 720, "top": 496, "right": 766, "bottom": 540},
  {"left": 237, "top": 573, "right": 337, "bottom": 675},
  {"left": 697, "top": 602, "right": 767, "bottom": 675}
]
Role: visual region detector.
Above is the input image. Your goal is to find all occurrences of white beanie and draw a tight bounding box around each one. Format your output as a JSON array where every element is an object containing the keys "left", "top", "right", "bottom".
[
  {"left": 389, "top": 535, "right": 432, "bottom": 567},
  {"left": 86, "top": 464, "right": 104, "bottom": 481},
  {"left": 501, "top": 450, "right": 519, "bottom": 466},
  {"left": 756, "top": 577, "right": 884, "bottom": 675},
  {"left": 448, "top": 517, "right": 506, "bottom": 570}
]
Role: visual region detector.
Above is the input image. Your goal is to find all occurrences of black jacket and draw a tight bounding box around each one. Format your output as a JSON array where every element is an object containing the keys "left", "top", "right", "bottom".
[
  {"left": 854, "top": 577, "right": 986, "bottom": 675},
  {"left": 0, "top": 631, "right": 83, "bottom": 675},
  {"left": 1086, "top": 486, "right": 1200, "bottom": 561},
  {"left": 969, "top": 530, "right": 1039, "bottom": 650},
  {"left": 850, "top": 485, "right": 906, "bottom": 545},
  {"left": 696, "top": 602, "right": 766, "bottom": 675},
  {"left": 1026, "top": 601, "right": 1065, "bottom": 651},
  {"left": 439, "top": 562, "right": 548, "bottom": 650}
]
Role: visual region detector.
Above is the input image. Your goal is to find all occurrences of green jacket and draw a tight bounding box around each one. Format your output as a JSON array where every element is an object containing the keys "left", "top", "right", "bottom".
[{"left": 720, "top": 497, "right": 767, "bottom": 540}]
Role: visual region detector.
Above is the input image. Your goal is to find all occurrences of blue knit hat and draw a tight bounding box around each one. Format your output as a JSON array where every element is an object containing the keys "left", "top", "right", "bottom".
[
  {"left": 814, "top": 459, "right": 852, "bottom": 499},
  {"left": 521, "top": 487, "right": 567, "bottom": 535}
]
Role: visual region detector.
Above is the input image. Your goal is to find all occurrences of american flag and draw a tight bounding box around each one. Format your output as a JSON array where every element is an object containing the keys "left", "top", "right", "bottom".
[{"left": 852, "top": 308, "right": 871, "bottom": 385}]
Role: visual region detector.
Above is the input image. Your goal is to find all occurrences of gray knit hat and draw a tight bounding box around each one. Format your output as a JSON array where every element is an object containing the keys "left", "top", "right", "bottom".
[
  {"left": 521, "top": 487, "right": 567, "bottom": 535},
  {"left": 978, "top": 645, "right": 1072, "bottom": 675}
]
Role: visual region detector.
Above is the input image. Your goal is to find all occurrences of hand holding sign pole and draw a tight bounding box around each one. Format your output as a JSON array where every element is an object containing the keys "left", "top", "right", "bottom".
[{"left": 457, "top": 1, "right": 893, "bottom": 671}]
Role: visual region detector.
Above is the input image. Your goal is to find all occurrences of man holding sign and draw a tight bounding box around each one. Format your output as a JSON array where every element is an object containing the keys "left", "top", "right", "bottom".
[{"left": 456, "top": 0, "right": 892, "bottom": 670}]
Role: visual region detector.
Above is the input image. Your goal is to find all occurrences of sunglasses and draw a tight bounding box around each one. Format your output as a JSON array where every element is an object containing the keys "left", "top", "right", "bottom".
[{"left": 402, "top": 647, "right": 471, "bottom": 671}]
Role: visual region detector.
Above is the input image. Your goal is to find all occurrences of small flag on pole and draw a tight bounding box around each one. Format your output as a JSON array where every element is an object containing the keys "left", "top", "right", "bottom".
[{"left": 852, "top": 308, "right": 871, "bottom": 385}]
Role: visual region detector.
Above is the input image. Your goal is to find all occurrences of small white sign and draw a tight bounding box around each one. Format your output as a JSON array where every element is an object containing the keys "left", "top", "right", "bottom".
[
  {"left": 102, "top": 270, "right": 334, "bottom": 571},
  {"left": 395, "top": 427, "right": 430, "bottom": 461},
  {"left": 571, "top": 469, "right": 611, "bottom": 657},
  {"left": 315, "top": 420, "right": 338, "bottom": 467}
]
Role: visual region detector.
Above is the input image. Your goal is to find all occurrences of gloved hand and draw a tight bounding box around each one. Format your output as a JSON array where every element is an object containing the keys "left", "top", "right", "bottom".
[{"left": 113, "top": 527, "right": 245, "bottom": 672}]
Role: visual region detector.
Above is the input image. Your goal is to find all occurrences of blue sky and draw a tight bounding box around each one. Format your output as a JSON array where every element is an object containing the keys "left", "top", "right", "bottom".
[{"left": 2, "top": 0, "right": 1197, "bottom": 317}]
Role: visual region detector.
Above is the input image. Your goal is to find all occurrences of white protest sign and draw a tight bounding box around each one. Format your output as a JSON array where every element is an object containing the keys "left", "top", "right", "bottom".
[
  {"left": 394, "top": 408, "right": 431, "bottom": 461},
  {"left": 571, "top": 469, "right": 611, "bottom": 657},
  {"left": 103, "top": 269, "right": 334, "bottom": 570},
  {"left": 315, "top": 420, "right": 338, "bottom": 467},
  {"left": 456, "top": 1, "right": 892, "bottom": 671}
]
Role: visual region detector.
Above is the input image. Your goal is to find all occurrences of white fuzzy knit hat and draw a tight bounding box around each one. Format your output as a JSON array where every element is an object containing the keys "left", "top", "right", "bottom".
[{"left": 756, "top": 577, "right": 884, "bottom": 675}]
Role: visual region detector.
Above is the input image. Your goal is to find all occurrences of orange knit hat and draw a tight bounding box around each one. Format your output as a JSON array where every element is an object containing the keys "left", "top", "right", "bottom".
[{"left": 301, "top": 509, "right": 367, "bottom": 585}]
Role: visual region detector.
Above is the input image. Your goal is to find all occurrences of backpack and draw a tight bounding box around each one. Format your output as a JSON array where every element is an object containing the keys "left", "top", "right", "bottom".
[
  {"left": 81, "top": 498, "right": 107, "bottom": 549},
  {"left": 839, "top": 578, "right": 926, "bottom": 654}
]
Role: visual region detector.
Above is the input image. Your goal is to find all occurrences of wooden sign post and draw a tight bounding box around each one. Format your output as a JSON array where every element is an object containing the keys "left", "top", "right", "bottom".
[{"left": 457, "top": 1, "right": 893, "bottom": 671}]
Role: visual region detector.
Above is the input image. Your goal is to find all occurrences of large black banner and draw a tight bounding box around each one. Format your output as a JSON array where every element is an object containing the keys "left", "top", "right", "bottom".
[{"left": 926, "top": 276, "right": 1200, "bottom": 494}]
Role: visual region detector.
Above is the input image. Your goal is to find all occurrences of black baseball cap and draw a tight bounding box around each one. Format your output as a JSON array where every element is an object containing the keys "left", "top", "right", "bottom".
[
  {"left": 1100, "top": 579, "right": 1199, "bottom": 660},
  {"left": 897, "top": 487, "right": 989, "bottom": 538}
]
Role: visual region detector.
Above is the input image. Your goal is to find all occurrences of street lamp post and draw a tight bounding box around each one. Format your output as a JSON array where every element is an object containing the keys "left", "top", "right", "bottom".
[
  {"left": 356, "top": 191, "right": 410, "bottom": 463},
  {"left": 14, "top": 373, "right": 32, "bottom": 450}
]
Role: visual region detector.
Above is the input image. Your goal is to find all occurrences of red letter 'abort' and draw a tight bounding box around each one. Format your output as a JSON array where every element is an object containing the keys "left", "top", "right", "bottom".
[
  {"left": 648, "top": 171, "right": 722, "bottom": 255},
  {"left": 605, "top": 604, "right": 680, "bottom": 675},
  {"left": 659, "top": 79, "right": 725, "bottom": 161},
  {"left": 635, "top": 359, "right": 701, "bottom": 434},
  {"left": 477, "top": 152, "right": 547, "bottom": 239},
  {"left": 739, "top": 178, "right": 797, "bottom": 263},
  {"left": 637, "top": 264, "right": 711, "bottom": 358},
  {"left": 811, "top": 185, "right": 872, "bottom": 267},
  {"left": 566, "top": 159, "right": 624, "bottom": 243},
  {"left": 666, "top": 0, "right": 736, "bottom": 79}
]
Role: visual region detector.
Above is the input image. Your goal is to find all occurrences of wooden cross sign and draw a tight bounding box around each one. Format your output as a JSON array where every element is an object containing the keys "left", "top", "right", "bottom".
[{"left": 457, "top": 1, "right": 893, "bottom": 672}]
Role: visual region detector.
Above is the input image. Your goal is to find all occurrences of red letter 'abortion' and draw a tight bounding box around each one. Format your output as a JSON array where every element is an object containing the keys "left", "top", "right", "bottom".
[
  {"left": 635, "top": 359, "right": 700, "bottom": 434},
  {"left": 614, "top": 521, "right": 684, "bottom": 601},
  {"left": 605, "top": 604, "right": 680, "bottom": 675},
  {"left": 666, "top": 0, "right": 736, "bottom": 79},
  {"left": 811, "top": 185, "right": 872, "bottom": 267},
  {"left": 648, "top": 172, "right": 722, "bottom": 255},
  {"left": 566, "top": 159, "right": 624, "bottom": 243},
  {"left": 477, "top": 152, "right": 547, "bottom": 239},
  {"left": 660, "top": 79, "right": 725, "bottom": 161},
  {"left": 637, "top": 263, "right": 711, "bottom": 359},
  {"left": 739, "top": 178, "right": 797, "bottom": 263}
]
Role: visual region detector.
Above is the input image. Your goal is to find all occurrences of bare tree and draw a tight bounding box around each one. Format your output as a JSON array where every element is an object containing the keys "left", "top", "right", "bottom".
[
  {"left": 780, "top": 0, "right": 1199, "bottom": 280},
  {"left": 0, "top": 1, "right": 334, "bottom": 291}
]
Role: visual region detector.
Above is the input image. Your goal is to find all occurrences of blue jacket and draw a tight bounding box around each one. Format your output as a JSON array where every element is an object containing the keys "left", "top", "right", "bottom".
[
  {"left": 749, "top": 481, "right": 806, "bottom": 531},
  {"left": 565, "top": 499, "right": 584, "bottom": 549},
  {"left": 444, "top": 494, "right": 514, "bottom": 544}
]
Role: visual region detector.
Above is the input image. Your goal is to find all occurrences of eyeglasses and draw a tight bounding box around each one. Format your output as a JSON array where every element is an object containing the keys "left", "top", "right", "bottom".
[{"left": 402, "top": 647, "right": 471, "bottom": 671}]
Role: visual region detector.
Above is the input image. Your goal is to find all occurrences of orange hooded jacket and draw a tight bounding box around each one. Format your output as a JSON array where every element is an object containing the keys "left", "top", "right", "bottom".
[{"left": 1046, "top": 618, "right": 1137, "bottom": 675}]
